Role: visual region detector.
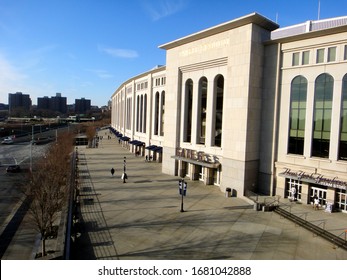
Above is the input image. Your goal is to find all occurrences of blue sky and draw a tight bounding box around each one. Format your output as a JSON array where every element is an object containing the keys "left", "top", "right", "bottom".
[{"left": 0, "top": 0, "right": 346, "bottom": 107}]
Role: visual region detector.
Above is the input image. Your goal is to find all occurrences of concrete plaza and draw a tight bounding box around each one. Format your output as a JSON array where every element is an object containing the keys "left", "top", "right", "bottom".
[{"left": 72, "top": 129, "right": 347, "bottom": 260}]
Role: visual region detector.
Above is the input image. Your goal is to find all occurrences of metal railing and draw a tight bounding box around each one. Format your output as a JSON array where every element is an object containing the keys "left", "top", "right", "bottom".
[{"left": 274, "top": 207, "right": 347, "bottom": 250}]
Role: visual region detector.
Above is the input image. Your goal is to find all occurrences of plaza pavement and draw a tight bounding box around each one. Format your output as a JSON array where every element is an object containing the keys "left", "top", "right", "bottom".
[{"left": 72, "top": 129, "right": 347, "bottom": 260}]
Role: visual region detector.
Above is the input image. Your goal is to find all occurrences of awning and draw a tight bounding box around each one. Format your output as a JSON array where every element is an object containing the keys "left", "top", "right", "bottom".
[
  {"left": 120, "top": 136, "right": 130, "bottom": 141},
  {"left": 145, "top": 145, "right": 157, "bottom": 150},
  {"left": 129, "top": 140, "right": 144, "bottom": 146},
  {"left": 171, "top": 155, "right": 220, "bottom": 168},
  {"left": 152, "top": 146, "right": 163, "bottom": 153}
]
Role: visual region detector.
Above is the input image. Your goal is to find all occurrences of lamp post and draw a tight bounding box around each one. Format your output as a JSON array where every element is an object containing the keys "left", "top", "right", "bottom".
[
  {"left": 123, "top": 156, "right": 127, "bottom": 183},
  {"left": 30, "top": 125, "right": 34, "bottom": 173}
]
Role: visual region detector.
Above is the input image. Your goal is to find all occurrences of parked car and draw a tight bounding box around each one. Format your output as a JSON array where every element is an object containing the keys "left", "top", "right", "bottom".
[
  {"left": 6, "top": 165, "right": 21, "bottom": 173},
  {"left": 1, "top": 137, "right": 14, "bottom": 144}
]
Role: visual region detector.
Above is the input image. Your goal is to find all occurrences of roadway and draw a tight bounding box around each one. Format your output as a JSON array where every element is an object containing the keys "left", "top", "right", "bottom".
[{"left": 0, "top": 141, "right": 48, "bottom": 258}]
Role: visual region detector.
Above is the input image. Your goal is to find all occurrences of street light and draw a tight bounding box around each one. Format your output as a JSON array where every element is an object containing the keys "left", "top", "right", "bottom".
[{"left": 30, "top": 125, "right": 34, "bottom": 173}]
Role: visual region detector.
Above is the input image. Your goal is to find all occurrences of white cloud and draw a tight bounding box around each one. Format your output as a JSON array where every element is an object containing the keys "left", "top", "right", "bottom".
[
  {"left": 87, "top": 69, "right": 114, "bottom": 79},
  {"left": 98, "top": 45, "right": 138, "bottom": 58},
  {"left": 142, "top": 0, "right": 186, "bottom": 21}
]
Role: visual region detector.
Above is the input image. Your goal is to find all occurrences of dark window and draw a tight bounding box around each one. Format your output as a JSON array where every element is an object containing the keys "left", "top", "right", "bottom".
[
  {"left": 288, "top": 76, "right": 307, "bottom": 155},
  {"left": 312, "top": 73, "right": 334, "bottom": 158},
  {"left": 339, "top": 74, "right": 347, "bottom": 160},
  {"left": 197, "top": 77, "right": 207, "bottom": 145},
  {"left": 154, "top": 92, "right": 159, "bottom": 135},
  {"left": 160, "top": 91, "right": 165, "bottom": 136},
  {"left": 184, "top": 79, "right": 193, "bottom": 142},
  {"left": 213, "top": 75, "right": 224, "bottom": 147}
]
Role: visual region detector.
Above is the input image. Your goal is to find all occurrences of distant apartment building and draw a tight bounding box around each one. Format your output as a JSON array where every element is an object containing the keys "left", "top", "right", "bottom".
[
  {"left": 37, "top": 93, "right": 67, "bottom": 114},
  {"left": 0, "top": 103, "right": 9, "bottom": 110},
  {"left": 75, "top": 98, "right": 91, "bottom": 114},
  {"left": 37, "top": 96, "right": 50, "bottom": 109},
  {"left": 8, "top": 92, "right": 32, "bottom": 114}
]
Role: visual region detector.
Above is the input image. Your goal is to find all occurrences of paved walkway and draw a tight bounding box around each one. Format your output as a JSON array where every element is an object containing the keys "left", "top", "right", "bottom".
[{"left": 72, "top": 129, "right": 347, "bottom": 260}]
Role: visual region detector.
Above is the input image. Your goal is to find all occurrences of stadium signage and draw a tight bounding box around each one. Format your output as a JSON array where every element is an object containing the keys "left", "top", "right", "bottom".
[{"left": 281, "top": 168, "right": 347, "bottom": 190}]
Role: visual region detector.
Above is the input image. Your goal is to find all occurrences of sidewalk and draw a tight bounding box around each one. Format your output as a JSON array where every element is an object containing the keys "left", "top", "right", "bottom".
[{"left": 72, "top": 128, "right": 347, "bottom": 260}]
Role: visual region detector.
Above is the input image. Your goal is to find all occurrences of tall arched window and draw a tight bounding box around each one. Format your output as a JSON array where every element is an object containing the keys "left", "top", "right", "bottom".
[
  {"left": 339, "top": 74, "right": 347, "bottom": 160},
  {"left": 143, "top": 94, "right": 147, "bottom": 133},
  {"left": 140, "top": 95, "right": 143, "bottom": 132},
  {"left": 154, "top": 92, "right": 159, "bottom": 135},
  {"left": 184, "top": 79, "right": 193, "bottom": 142},
  {"left": 288, "top": 75, "right": 307, "bottom": 155},
  {"left": 136, "top": 95, "right": 140, "bottom": 132},
  {"left": 312, "top": 73, "right": 334, "bottom": 158},
  {"left": 160, "top": 91, "right": 165, "bottom": 136},
  {"left": 126, "top": 98, "right": 132, "bottom": 130},
  {"left": 197, "top": 77, "right": 207, "bottom": 145},
  {"left": 213, "top": 75, "right": 224, "bottom": 147}
]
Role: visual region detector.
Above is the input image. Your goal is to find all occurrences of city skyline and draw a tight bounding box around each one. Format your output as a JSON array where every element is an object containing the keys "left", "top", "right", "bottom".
[
  {"left": 0, "top": 0, "right": 346, "bottom": 107},
  {"left": 4, "top": 91, "right": 94, "bottom": 107},
  {"left": 6, "top": 91, "right": 96, "bottom": 116}
]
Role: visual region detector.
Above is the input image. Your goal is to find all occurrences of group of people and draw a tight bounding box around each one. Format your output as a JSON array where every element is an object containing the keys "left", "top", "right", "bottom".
[{"left": 145, "top": 155, "right": 153, "bottom": 162}]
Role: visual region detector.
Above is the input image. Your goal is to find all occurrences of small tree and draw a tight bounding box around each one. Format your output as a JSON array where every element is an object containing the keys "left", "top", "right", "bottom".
[{"left": 27, "top": 168, "right": 56, "bottom": 256}]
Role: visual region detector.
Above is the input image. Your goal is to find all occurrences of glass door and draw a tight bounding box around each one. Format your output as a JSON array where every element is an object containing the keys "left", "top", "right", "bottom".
[
  {"left": 310, "top": 185, "right": 327, "bottom": 207},
  {"left": 336, "top": 189, "right": 347, "bottom": 211},
  {"left": 286, "top": 179, "right": 302, "bottom": 201},
  {"left": 197, "top": 165, "right": 204, "bottom": 181}
]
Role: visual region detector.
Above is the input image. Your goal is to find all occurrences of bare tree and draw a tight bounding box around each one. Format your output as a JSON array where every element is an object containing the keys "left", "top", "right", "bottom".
[
  {"left": 85, "top": 125, "right": 96, "bottom": 147},
  {"left": 25, "top": 131, "right": 74, "bottom": 257}
]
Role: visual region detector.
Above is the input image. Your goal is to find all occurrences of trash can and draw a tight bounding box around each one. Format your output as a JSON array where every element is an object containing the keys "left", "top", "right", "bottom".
[{"left": 225, "top": 188, "right": 232, "bottom": 197}]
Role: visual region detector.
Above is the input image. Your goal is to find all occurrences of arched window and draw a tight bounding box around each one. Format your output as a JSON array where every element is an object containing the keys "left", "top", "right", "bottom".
[
  {"left": 143, "top": 94, "right": 147, "bottom": 133},
  {"left": 213, "top": 75, "right": 224, "bottom": 147},
  {"left": 140, "top": 95, "right": 143, "bottom": 133},
  {"left": 160, "top": 91, "right": 165, "bottom": 136},
  {"left": 288, "top": 76, "right": 307, "bottom": 155},
  {"left": 136, "top": 95, "right": 140, "bottom": 132},
  {"left": 154, "top": 92, "right": 159, "bottom": 135},
  {"left": 312, "top": 73, "right": 334, "bottom": 158},
  {"left": 126, "top": 98, "right": 132, "bottom": 130},
  {"left": 183, "top": 79, "right": 193, "bottom": 142},
  {"left": 197, "top": 77, "right": 207, "bottom": 145},
  {"left": 339, "top": 74, "right": 347, "bottom": 160}
]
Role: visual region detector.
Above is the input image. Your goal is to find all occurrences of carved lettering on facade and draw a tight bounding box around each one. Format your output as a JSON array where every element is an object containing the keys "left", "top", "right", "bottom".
[
  {"left": 179, "top": 39, "right": 230, "bottom": 57},
  {"left": 282, "top": 168, "right": 347, "bottom": 190}
]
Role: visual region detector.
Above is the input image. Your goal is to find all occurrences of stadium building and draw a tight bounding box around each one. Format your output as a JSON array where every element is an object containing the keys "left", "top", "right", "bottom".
[{"left": 111, "top": 13, "right": 347, "bottom": 213}]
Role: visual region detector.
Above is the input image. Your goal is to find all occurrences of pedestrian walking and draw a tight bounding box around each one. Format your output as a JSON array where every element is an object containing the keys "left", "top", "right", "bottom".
[
  {"left": 314, "top": 195, "right": 320, "bottom": 210},
  {"left": 111, "top": 168, "right": 115, "bottom": 177}
]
